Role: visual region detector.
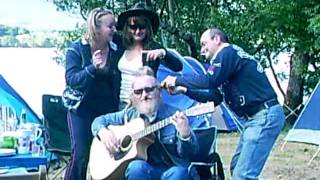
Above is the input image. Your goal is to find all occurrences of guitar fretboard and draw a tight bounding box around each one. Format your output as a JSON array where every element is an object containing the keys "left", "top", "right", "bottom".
[
  {"left": 130, "top": 104, "right": 210, "bottom": 141},
  {"left": 131, "top": 117, "right": 171, "bottom": 141}
]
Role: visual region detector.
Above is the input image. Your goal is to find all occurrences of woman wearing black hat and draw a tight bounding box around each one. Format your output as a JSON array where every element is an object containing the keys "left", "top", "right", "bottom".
[{"left": 116, "top": 2, "right": 183, "bottom": 109}]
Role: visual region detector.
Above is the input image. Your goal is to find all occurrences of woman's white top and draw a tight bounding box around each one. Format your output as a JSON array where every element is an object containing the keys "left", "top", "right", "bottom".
[{"left": 118, "top": 50, "right": 143, "bottom": 103}]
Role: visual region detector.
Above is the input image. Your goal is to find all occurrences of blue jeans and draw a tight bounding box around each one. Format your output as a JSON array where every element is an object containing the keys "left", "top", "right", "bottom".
[
  {"left": 230, "top": 104, "right": 285, "bottom": 180},
  {"left": 125, "top": 160, "right": 191, "bottom": 180}
]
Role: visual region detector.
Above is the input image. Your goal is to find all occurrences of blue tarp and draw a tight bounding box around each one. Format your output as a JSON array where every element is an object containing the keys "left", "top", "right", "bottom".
[{"left": 0, "top": 74, "right": 41, "bottom": 124}]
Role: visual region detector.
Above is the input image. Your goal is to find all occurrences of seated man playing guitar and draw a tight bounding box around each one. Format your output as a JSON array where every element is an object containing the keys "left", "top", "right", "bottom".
[{"left": 90, "top": 67, "right": 222, "bottom": 180}]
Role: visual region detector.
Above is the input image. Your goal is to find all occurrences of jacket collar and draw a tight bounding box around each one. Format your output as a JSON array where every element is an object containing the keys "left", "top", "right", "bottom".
[{"left": 210, "top": 43, "right": 229, "bottom": 64}]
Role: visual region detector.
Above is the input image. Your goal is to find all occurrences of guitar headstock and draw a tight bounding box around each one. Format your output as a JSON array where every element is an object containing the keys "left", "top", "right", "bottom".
[{"left": 185, "top": 102, "right": 215, "bottom": 117}]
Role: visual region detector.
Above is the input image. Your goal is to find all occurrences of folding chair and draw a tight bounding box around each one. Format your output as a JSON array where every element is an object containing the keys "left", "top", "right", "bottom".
[
  {"left": 188, "top": 126, "right": 225, "bottom": 180},
  {"left": 42, "top": 94, "right": 71, "bottom": 179}
]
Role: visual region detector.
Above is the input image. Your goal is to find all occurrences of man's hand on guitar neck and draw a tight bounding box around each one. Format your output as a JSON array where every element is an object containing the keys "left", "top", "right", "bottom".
[
  {"left": 98, "top": 128, "right": 120, "bottom": 155},
  {"left": 170, "top": 111, "right": 191, "bottom": 139}
]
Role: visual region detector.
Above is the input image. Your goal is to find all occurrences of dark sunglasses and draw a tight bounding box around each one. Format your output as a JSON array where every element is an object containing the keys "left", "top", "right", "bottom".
[
  {"left": 133, "top": 86, "right": 158, "bottom": 95},
  {"left": 129, "top": 24, "right": 146, "bottom": 30}
]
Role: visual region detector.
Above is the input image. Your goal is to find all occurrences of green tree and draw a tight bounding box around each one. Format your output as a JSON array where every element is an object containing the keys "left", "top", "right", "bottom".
[
  {"left": 51, "top": 0, "right": 320, "bottom": 124},
  {"left": 157, "top": 0, "right": 320, "bottom": 124}
]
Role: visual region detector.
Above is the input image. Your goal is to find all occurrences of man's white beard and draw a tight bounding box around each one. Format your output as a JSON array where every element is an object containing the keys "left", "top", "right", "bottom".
[{"left": 136, "top": 100, "right": 159, "bottom": 116}]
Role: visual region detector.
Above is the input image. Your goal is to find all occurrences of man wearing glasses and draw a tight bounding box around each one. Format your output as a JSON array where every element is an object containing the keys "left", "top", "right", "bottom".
[{"left": 91, "top": 67, "right": 204, "bottom": 179}]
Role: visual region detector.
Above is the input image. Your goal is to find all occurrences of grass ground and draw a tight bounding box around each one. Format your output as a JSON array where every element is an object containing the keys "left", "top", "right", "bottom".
[
  {"left": 48, "top": 132, "right": 320, "bottom": 180},
  {"left": 217, "top": 132, "right": 320, "bottom": 180}
]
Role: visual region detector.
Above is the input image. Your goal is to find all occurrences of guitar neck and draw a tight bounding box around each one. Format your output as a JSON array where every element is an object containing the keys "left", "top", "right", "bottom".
[{"left": 131, "top": 108, "right": 196, "bottom": 141}]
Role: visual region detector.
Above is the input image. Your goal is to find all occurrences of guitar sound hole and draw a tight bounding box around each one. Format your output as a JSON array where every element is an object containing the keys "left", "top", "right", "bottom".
[
  {"left": 114, "top": 135, "right": 132, "bottom": 161},
  {"left": 121, "top": 135, "right": 132, "bottom": 149}
]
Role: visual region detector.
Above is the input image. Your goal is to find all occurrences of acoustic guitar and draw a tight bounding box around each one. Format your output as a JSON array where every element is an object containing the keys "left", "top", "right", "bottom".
[{"left": 89, "top": 102, "right": 214, "bottom": 180}]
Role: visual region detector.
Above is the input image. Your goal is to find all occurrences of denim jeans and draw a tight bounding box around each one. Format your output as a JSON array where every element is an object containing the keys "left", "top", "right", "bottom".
[
  {"left": 230, "top": 104, "right": 285, "bottom": 180},
  {"left": 64, "top": 110, "right": 94, "bottom": 180},
  {"left": 125, "top": 160, "right": 191, "bottom": 180}
]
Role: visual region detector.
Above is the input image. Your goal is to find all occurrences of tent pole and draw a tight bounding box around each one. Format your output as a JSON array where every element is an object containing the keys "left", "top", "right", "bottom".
[
  {"left": 283, "top": 103, "right": 300, "bottom": 120},
  {"left": 280, "top": 141, "right": 287, "bottom": 151},
  {"left": 308, "top": 146, "right": 320, "bottom": 165}
]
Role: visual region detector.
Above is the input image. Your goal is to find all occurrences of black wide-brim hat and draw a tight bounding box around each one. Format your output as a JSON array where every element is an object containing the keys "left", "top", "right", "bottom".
[{"left": 117, "top": 2, "right": 160, "bottom": 33}]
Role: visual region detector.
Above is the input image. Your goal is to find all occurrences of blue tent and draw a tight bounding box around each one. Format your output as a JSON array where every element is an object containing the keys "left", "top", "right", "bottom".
[
  {"left": 157, "top": 54, "right": 205, "bottom": 110},
  {"left": 157, "top": 50, "right": 237, "bottom": 131},
  {"left": 284, "top": 81, "right": 320, "bottom": 163},
  {"left": 0, "top": 74, "right": 41, "bottom": 124}
]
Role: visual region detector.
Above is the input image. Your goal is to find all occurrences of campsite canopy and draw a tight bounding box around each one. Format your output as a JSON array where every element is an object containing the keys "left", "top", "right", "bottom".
[
  {"left": 284, "top": 80, "right": 320, "bottom": 163},
  {"left": 0, "top": 74, "right": 41, "bottom": 125}
]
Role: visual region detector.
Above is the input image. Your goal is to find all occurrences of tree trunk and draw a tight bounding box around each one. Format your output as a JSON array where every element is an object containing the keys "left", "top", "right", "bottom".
[
  {"left": 285, "top": 52, "right": 309, "bottom": 125},
  {"left": 160, "top": 22, "right": 197, "bottom": 58},
  {"left": 167, "top": 0, "right": 176, "bottom": 47}
]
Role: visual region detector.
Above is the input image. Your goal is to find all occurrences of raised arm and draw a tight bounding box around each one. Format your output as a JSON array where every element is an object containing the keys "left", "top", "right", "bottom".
[{"left": 65, "top": 41, "right": 96, "bottom": 91}]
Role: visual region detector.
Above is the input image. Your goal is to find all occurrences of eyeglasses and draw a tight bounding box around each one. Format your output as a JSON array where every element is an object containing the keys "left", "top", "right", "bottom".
[
  {"left": 129, "top": 24, "right": 146, "bottom": 30},
  {"left": 133, "top": 86, "right": 158, "bottom": 95}
]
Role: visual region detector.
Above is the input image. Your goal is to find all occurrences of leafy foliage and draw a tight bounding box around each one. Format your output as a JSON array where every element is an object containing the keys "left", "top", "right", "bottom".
[{"left": 51, "top": 0, "right": 320, "bottom": 122}]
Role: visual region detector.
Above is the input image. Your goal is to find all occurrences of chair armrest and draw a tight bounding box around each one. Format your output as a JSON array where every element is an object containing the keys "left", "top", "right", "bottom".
[{"left": 39, "top": 165, "right": 47, "bottom": 180}]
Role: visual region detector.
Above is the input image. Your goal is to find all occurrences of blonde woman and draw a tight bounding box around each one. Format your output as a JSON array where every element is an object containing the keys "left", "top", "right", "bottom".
[{"left": 64, "top": 8, "right": 121, "bottom": 180}]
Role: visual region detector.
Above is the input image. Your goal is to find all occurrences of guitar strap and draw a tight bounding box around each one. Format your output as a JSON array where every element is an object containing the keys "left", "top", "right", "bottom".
[
  {"left": 123, "top": 99, "right": 139, "bottom": 124},
  {"left": 124, "top": 106, "right": 129, "bottom": 124}
]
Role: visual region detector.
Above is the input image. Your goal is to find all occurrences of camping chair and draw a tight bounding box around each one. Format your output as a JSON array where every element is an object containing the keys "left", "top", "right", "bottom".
[
  {"left": 188, "top": 126, "right": 225, "bottom": 180},
  {"left": 42, "top": 94, "right": 71, "bottom": 179}
]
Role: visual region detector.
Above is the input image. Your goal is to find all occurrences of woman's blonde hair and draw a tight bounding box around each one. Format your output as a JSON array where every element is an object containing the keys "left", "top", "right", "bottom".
[{"left": 85, "top": 7, "right": 113, "bottom": 48}]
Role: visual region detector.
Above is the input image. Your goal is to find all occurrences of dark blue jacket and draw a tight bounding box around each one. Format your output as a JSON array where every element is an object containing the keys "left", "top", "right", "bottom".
[
  {"left": 185, "top": 89, "right": 223, "bottom": 105},
  {"left": 176, "top": 44, "right": 277, "bottom": 116},
  {"left": 65, "top": 38, "right": 123, "bottom": 116}
]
